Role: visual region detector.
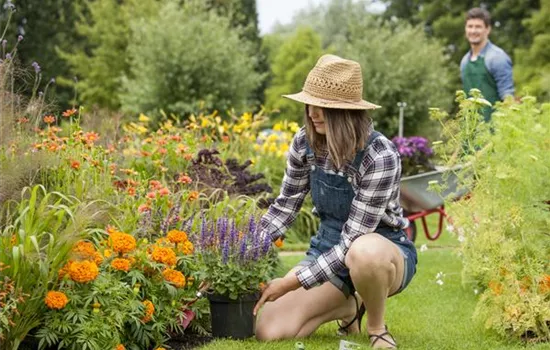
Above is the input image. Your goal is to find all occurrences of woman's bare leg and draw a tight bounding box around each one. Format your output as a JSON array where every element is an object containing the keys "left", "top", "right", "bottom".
[
  {"left": 255, "top": 267, "right": 358, "bottom": 340},
  {"left": 345, "top": 233, "right": 405, "bottom": 348}
]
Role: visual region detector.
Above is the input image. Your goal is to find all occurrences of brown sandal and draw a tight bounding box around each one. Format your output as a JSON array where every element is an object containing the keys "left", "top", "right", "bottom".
[
  {"left": 368, "top": 326, "right": 397, "bottom": 349},
  {"left": 336, "top": 295, "right": 365, "bottom": 336}
]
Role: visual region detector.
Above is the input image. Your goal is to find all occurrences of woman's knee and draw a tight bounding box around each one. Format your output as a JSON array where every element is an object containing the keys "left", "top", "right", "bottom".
[
  {"left": 346, "top": 235, "right": 394, "bottom": 274},
  {"left": 255, "top": 302, "right": 297, "bottom": 341}
]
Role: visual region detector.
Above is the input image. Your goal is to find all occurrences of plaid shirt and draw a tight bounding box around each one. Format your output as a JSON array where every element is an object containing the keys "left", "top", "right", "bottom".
[{"left": 259, "top": 126, "right": 407, "bottom": 289}]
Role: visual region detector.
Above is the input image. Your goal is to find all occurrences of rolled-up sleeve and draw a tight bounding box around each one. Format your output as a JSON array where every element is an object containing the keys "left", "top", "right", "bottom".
[{"left": 486, "top": 51, "right": 515, "bottom": 99}]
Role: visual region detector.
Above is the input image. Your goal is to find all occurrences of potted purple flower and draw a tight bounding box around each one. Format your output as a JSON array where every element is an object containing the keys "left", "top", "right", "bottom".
[
  {"left": 192, "top": 214, "right": 277, "bottom": 339},
  {"left": 392, "top": 136, "right": 436, "bottom": 176}
]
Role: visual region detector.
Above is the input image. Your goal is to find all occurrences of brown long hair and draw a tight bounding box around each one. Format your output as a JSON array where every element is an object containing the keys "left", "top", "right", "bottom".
[{"left": 304, "top": 105, "right": 372, "bottom": 169}]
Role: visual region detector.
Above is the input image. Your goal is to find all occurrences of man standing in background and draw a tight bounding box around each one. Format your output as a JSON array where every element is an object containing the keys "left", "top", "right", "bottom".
[{"left": 461, "top": 7, "right": 515, "bottom": 121}]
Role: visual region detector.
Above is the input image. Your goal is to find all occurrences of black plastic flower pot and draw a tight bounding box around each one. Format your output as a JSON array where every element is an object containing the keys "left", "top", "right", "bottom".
[{"left": 207, "top": 292, "right": 259, "bottom": 339}]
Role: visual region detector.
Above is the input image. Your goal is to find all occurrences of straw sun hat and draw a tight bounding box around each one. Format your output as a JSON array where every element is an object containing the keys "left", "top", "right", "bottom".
[{"left": 283, "top": 54, "right": 381, "bottom": 110}]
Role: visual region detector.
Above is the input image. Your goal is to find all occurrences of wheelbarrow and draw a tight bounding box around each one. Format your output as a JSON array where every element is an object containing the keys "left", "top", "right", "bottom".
[{"left": 400, "top": 166, "right": 467, "bottom": 242}]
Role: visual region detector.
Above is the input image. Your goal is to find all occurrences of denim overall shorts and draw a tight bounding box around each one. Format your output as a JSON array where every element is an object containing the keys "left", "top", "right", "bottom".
[{"left": 298, "top": 132, "right": 417, "bottom": 297}]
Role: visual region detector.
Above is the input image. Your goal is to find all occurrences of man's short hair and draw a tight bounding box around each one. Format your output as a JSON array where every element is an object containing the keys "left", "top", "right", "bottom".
[{"left": 466, "top": 7, "right": 491, "bottom": 27}]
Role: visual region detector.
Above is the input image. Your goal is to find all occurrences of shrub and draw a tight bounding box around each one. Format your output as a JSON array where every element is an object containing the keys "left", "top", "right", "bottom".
[
  {"left": 120, "top": 0, "right": 262, "bottom": 118},
  {"left": 432, "top": 92, "right": 550, "bottom": 342}
]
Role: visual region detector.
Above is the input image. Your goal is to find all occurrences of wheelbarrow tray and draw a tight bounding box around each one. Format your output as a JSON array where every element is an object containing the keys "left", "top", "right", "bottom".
[{"left": 400, "top": 166, "right": 467, "bottom": 213}]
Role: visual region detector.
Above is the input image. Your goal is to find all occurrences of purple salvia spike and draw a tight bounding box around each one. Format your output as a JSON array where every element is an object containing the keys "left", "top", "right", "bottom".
[
  {"left": 200, "top": 216, "right": 207, "bottom": 250},
  {"left": 229, "top": 221, "right": 238, "bottom": 250},
  {"left": 261, "top": 233, "right": 271, "bottom": 256},
  {"left": 239, "top": 235, "right": 247, "bottom": 261}
]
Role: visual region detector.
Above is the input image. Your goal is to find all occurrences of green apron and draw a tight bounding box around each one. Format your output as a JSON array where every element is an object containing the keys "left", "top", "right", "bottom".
[{"left": 462, "top": 56, "right": 499, "bottom": 122}]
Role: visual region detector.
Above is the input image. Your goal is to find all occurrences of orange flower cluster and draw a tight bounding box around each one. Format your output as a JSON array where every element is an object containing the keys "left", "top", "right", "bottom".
[
  {"left": 141, "top": 300, "right": 154, "bottom": 323},
  {"left": 44, "top": 291, "right": 69, "bottom": 309},
  {"left": 69, "top": 260, "right": 99, "bottom": 283},
  {"left": 274, "top": 237, "right": 284, "bottom": 248},
  {"left": 167, "top": 230, "right": 188, "bottom": 244},
  {"left": 151, "top": 246, "right": 177, "bottom": 266},
  {"left": 115, "top": 345, "right": 126, "bottom": 350},
  {"left": 162, "top": 268, "right": 186, "bottom": 288},
  {"left": 109, "top": 231, "right": 137, "bottom": 254},
  {"left": 72, "top": 241, "right": 103, "bottom": 265},
  {"left": 62, "top": 108, "right": 77, "bottom": 118},
  {"left": 111, "top": 258, "right": 131, "bottom": 272},
  {"left": 177, "top": 241, "right": 194, "bottom": 256},
  {"left": 43, "top": 115, "right": 56, "bottom": 124},
  {"left": 177, "top": 174, "right": 192, "bottom": 184},
  {"left": 188, "top": 191, "right": 199, "bottom": 202},
  {"left": 539, "top": 275, "right": 550, "bottom": 294}
]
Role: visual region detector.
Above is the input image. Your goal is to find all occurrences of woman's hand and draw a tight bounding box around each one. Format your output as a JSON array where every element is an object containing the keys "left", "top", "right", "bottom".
[{"left": 253, "top": 274, "right": 301, "bottom": 315}]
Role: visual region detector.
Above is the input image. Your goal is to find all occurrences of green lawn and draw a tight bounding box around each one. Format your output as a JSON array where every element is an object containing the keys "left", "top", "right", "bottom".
[{"left": 198, "top": 217, "right": 547, "bottom": 349}]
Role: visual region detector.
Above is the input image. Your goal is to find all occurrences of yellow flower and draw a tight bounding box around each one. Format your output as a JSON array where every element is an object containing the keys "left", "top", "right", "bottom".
[
  {"left": 45, "top": 291, "right": 69, "bottom": 310},
  {"left": 69, "top": 260, "right": 99, "bottom": 283},
  {"left": 138, "top": 113, "right": 150, "bottom": 123},
  {"left": 103, "top": 249, "right": 113, "bottom": 258},
  {"left": 162, "top": 268, "right": 186, "bottom": 288}
]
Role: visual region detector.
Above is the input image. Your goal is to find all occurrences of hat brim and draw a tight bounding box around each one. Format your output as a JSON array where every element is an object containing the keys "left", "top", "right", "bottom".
[{"left": 282, "top": 91, "right": 381, "bottom": 110}]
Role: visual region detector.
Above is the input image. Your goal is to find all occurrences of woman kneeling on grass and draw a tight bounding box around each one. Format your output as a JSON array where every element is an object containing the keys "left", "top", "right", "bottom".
[{"left": 253, "top": 54, "right": 417, "bottom": 349}]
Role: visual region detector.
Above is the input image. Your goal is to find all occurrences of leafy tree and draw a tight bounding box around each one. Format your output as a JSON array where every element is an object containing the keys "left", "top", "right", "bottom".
[
  {"left": 58, "top": 0, "right": 160, "bottom": 110},
  {"left": 207, "top": 0, "right": 268, "bottom": 106},
  {"left": 514, "top": 0, "right": 550, "bottom": 100},
  {"left": 4, "top": 0, "right": 85, "bottom": 107},
  {"left": 343, "top": 20, "right": 454, "bottom": 137},
  {"left": 264, "top": 27, "right": 328, "bottom": 122},
  {"left": 119, "top": 0, "right": 262, "bottom": 117}
]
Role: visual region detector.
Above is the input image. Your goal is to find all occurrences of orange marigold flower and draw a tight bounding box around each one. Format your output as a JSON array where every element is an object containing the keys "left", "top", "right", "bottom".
[
  {"left": 115, "top": 345, "right": 126, "bottom": 350},
  {"left": 69, "top": 260, "right": 99, "bottom": 283},
  {"left": 58, "top": 261, "right": 73, "bottom": 279},
  {"left": 45, "top": 291, "right": 69, "bottom": 310},
  {"left": 43, "top": 115, "right": 56, "bottom": 124},
  {"left": 177, "top": 174, "right": 193, "bottom": 184},
  {"left": 93, "top": 251, "right": 104, "bottom": 265},
  {"left": 167, "top": 230, "right": 187, "bottom": 244},
  {"left": 72, "top": 241, "right": 97, "bottom": 260},
  {"left": 141, "top": 300, "right": 154, "bottom": 323},
  {"left": 62, "top": 108, "right": 77, "bottom": 118},
  {"left": 111, "top": 258, "right": 131, "bottom": 272},
  {"left": 162, "top": 268, "right": 186, "bottom": 288},
  {"left": 178, "top": 241, "right": 194, "bottom": 256},
  {"left": 110, "top": 232, "right": 137, "bottom": 254},
  {"left": 188, "top": 191, "right": 199, "bottom": 202},
  {"left": 158, "top": 187, "right": 170, "bottom": 196},
  {"left": 151, "top": 246, "right": 177, "bottom": 266},
  {"left": 274, "top": 238, "right": 284, "bottom": 248}
]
